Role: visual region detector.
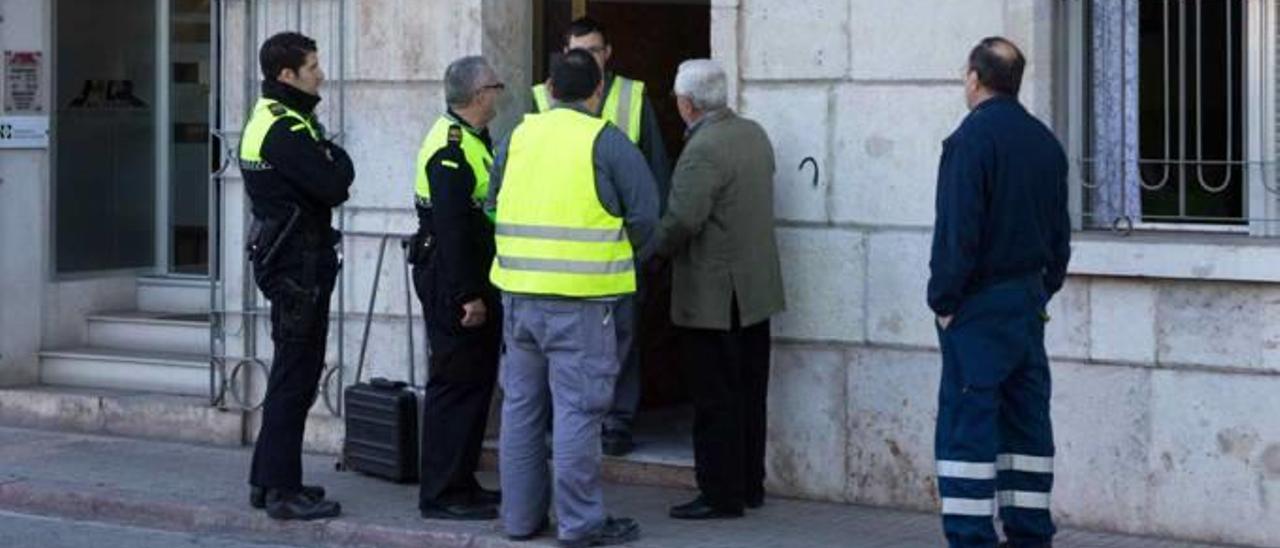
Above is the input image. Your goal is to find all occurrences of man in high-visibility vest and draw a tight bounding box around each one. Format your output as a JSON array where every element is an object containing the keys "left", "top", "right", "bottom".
[
  {"left": 241, "top": 31, "right": 353, "bottom": 521},
  {"left": 409, "top": 55, "right": 505, "bottom": 521},
  {"left": 490, "top": 48, "right": 658, "bottom": 547},
  {"left": 532, "top": 16, "right": 671, "bottom": 458}
]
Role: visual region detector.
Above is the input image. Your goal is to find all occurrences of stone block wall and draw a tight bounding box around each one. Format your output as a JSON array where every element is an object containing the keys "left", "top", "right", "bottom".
[
  {"left": 717, "top": 0, "right": 1280, "bottom": 545},
  {"left": 212, "top": 1, "right": 1280, "bottom": 545}
]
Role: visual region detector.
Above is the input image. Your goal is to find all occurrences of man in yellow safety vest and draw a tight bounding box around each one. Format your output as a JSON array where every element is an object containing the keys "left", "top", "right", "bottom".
[
  {"left": 531, "top": 15, "right": 671, "bottom": 458},
  {"left": 491, "top": 48, "right": 658, "bottom": 546}
]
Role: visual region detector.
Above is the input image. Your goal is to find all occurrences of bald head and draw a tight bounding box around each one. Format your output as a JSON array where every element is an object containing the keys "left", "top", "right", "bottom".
[{"left": 967, "top": 36, "right": 1025, "bottom": 97}]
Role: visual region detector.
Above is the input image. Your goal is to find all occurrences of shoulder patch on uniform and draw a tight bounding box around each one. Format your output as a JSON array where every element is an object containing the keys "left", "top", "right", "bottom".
[
  {"left": 267, "top": 103, "right": 287, "bottom": 117},
  {"left": 447, "top": 124, "right": 463, "bottom": 144}
]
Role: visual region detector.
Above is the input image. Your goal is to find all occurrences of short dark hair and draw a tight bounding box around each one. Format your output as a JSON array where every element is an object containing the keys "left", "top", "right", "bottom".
[
  {"left": 967, "top": 36, "right": 1025, "bottom": 97},
  {"left": 259, "top": 32, "right": 317, "bottom": 81},
  {"left": 550, "top": 48, "right": 601, "bottom": 103},
  {"left": 564, "top": 16, "right": 608, "bottom": 46}
]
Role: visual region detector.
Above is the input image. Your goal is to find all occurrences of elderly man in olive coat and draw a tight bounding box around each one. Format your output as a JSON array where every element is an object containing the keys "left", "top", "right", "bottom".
[{"left": 654, "top": 58, "right": 785, "bottom": 521}]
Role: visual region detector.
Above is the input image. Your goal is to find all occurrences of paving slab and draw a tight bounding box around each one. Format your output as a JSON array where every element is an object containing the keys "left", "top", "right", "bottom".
[{"left": 0, "top": 426, "right": 1246, "bottom": 548}]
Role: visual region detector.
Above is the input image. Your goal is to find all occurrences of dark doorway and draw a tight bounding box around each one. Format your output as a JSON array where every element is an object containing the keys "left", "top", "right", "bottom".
[
  {"left": 534, "top": 0, "right": 711, "bottom": 433},
  {"left": 536, "top": 0, "right": 711, "bottom": 165}
]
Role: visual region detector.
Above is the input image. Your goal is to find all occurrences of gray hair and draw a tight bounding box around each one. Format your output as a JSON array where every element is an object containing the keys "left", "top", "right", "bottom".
[
  {"left": 673, "top": 59, "right": 727, "bottom": 112},
  {"left": 444, "top": 56, "right": 495, "bottom": 108}
]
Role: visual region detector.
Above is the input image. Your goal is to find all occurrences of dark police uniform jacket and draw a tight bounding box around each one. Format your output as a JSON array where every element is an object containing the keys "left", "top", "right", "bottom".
[
  {"left": 414, "top": 112, "right": 498, "bottom": 355},
  {"left": 243, "top": 80, "right": 354, "bottom": 306}
]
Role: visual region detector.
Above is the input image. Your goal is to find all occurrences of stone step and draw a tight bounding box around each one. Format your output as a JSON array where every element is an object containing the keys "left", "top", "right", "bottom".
[
  {"left": 0, "top": 385, "right": 242, "bottom": 447},
  {"left": 477, "top": 438, "right": 696, "bottom": 490},
  {"left": 39, "top": 347, "right": 210, "bottom": 397},
  {"left": 136, "top": 275, "right": 212, "bottom": 314},
  {"left": 87, "top": 310, "right": 210, "bottom": 355}
]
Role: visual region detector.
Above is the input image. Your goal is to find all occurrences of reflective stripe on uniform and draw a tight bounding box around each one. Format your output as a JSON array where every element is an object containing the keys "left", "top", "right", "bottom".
[
  {"left": 413, "top": 115, "right": 493, "bottom": 204},
  {"left": 613, "top": 80, "right": 634, "bottom": 138},
  {"left": 996, "top": 454, "right": 1054, "bottom": 474},
  {"left": 601, "top": 76, "right": 644, "bottom": 143},
  {"left": 997, "top": 490, "right": 1051, "bottom": 510},
  {"left": 937, "top": 460, "right": 997, "bottom": 480},
  {"left": 239, "top": 98, "right": 319, "bottom": 163},
  {"left": 495, "top": 223, "right": 625, "bottom": 243},
  {"left": 496, "top": 255, "right": 634, "bottom": 275},
  {"left": 532, "top": 84, "right": 551, "bottom": 112},
  {"left": 239, "top": 159, "right": 272, "bottom": 171},
  {"left": 489, "top": 108, "right": 634, "bottom": 298},
  {"left": 941, "top": 497, "right": 995, "bottom": 517}
]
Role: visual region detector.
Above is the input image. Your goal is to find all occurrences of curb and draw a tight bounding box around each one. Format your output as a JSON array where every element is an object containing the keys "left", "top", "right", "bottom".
[{"left": 0, "top": 478, "right": 535, "bottom": 548}]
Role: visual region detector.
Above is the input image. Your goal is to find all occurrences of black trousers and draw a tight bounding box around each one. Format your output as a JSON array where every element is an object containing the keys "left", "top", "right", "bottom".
[
  {"left": 250, "top": 249, "right": 338, "bottom": 493},
  {"left": 681, "top": 308, "right": 771, "bottom": 511},
  {"left": 413, "top": 263, "right": 501, "bottom": 508}
]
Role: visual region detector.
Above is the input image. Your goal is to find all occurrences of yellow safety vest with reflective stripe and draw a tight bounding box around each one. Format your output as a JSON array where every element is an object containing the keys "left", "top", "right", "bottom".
[
  {"left": 490, "top": 109, "right": 635, "bottom": 298},
  {"left": 413, "top": 115, "right": 492, "bottom": 209},
  {"left": 532, "top": 75, "right": 645, "bottom": 143},
  {"left": 239, "top": 98, "right": 319, "bottom": 168}
]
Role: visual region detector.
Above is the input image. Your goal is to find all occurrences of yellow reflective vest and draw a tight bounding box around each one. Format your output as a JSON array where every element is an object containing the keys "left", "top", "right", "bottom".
[
  {"left": 532, "top": 74, "right": 645, "bottom": 143},
  {"left": 413, "top": 114, "right": 492, "bottom": 209},
  {"left": 238, "top": 97, "right": 319, "bottom": 168},
  {"left": 489, "top": 109, "right": 636, "bottom": 298}
]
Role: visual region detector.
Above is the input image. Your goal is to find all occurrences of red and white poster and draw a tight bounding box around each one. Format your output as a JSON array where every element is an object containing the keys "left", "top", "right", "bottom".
[{"left": 4, "top": 50, "right": 43, "bottom": 114}]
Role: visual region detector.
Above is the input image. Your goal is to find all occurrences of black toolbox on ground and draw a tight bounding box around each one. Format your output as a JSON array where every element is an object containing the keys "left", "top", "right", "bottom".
[
  {"left": 340, "top": 236, "right": 422, "bottom": 483},
  {"left": 343, "top": 378, "right": 418, "bottom": 482}
]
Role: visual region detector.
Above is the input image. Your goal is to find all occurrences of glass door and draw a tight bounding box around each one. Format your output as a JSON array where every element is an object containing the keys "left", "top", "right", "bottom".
[
  {"left": 54, "top": 0, "right": 158, "bottom": 274},
  {"left": 166, "top": 0, "right": 213, "bottom": 275}
]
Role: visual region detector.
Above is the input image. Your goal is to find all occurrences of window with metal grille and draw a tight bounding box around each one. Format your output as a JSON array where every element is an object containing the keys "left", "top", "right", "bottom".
[{"left": 1061, "top": 0, "right": 1274, "bottom": 234}]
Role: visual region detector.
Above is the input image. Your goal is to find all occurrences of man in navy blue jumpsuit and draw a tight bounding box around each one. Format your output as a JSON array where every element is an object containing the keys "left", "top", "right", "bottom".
[{"left": 927, "top": 37, "right": 1071, "bottom": 548}]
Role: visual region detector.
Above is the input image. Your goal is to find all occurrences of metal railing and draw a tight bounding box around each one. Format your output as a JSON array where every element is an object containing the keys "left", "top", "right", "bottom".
[
  {"left": 209, "top": 0, "right": 376, "bottom": 415},
  {"left": 1063, "top": 0, "right": 1277, "bottom": 235}
]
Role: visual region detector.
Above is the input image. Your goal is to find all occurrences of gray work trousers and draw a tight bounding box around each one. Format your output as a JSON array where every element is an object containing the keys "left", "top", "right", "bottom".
[
  {"left": 604, "top": 293, "right": 638, "bottom": 433},
  {"left": 498, "top": 294, "right": 622, "bottom": 541}
]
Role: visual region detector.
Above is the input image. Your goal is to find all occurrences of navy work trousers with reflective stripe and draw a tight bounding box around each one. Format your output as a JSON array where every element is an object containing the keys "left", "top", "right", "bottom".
[{"left": 934, "top": 276, "right": 1056, "bottom": 548}]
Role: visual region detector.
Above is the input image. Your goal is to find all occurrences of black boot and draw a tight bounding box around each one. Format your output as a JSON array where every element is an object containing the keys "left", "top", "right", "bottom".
[
  {"left": 420, "top": 501, "right": 498, "bottom": 521},
  {"left": 669, "top": 496, "right": 744, "bottom": 520},
  {"left": 264, "top": 489, "right": 341, "bottom": 521},
  {"left": 469, "top": 486, "right": 502, "bottom": 506},
  {"left": 250, "top": 484, "right": 325, "bottom": 509},
  {"left": 558, "top": 516, "right": 640, "bottom": 547}
]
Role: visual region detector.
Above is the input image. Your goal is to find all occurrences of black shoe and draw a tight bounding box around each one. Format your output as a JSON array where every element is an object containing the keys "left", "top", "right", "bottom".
[
  {"left": 470, "top": 486, "right": 502, "bottom": 506},
  {"left": 250, "top": 484, "right": 325, "bottom": 509},
  {"left": 264, "top": 490, "right": 341, "bottom": 521},
  {"left": 999, "top": 542, "right": 1052, "bottom": 548},
  {"left": 508, "top": 515, "right": 552, "bottom": 541},
  {"left": 745, "top": 493, "right": 764, "bottom": 509},
  {"left": 668, "top": 496, "right": 744, "bottom": 520},
  {"left": 559, "top": 516, "right": 640, "bottom": 547},
  {"left": 420, "top": 501, "right": 498, "bottom": 521},
  {"left": 601, "top": 429, "right": 634, "bottom": 457}
]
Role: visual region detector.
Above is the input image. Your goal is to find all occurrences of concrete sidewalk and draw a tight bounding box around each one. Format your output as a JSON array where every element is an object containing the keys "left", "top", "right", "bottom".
[{"left": 0, "top": 426, "right": 1241, "bottom": 548}]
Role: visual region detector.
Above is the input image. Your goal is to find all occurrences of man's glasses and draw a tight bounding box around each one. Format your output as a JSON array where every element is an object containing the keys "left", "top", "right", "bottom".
[{"left": 481, "top": 82, "right": 506, "bottom": 91}]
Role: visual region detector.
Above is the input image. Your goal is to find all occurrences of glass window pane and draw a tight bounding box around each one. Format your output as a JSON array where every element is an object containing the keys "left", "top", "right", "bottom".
[{"left": 55, "top": 0, "right": 158, "bottom": 273}]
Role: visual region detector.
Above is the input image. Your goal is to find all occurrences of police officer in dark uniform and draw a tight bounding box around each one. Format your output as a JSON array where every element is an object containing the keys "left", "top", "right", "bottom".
[
  {"left": 410, "top": 56, "right": 505, "bottom": 521},
  {"left": 928, "top": 37, "right": 1071, "bottom": 548},
  {"left": 242, "top": 32, "right": 353, "bottom": 521}
]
